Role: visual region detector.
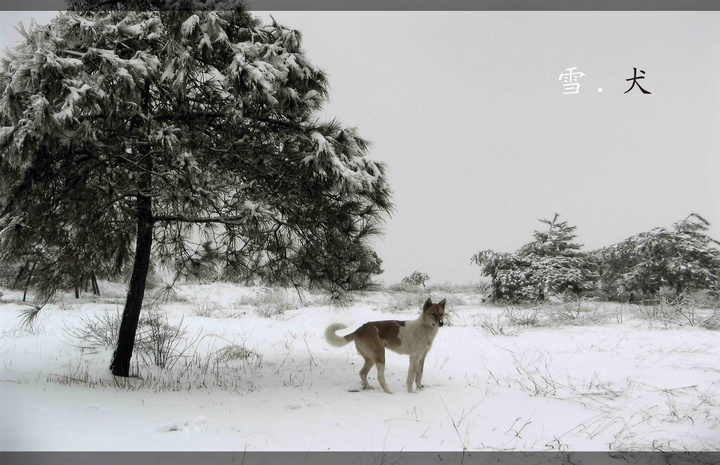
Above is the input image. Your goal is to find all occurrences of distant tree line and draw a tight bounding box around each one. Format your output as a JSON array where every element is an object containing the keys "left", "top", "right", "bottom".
[{"left": 472, "top": 213, "right": 720, "bottom": 303}]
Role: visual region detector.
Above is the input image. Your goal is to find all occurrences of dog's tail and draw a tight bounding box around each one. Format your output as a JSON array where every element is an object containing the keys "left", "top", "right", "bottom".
[{"left": 325, "top": 323, "right": 355, "bottom": 347}]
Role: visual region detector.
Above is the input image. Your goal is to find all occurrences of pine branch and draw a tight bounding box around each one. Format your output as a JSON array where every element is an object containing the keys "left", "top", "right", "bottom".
[{"left": 152, "top": 214, "right": 253, "bottom": 225}]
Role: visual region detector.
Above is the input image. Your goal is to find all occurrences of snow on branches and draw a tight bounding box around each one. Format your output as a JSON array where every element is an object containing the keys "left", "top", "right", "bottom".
[{"left": 0, "top": 7, "right": 392, "bottom": 304}]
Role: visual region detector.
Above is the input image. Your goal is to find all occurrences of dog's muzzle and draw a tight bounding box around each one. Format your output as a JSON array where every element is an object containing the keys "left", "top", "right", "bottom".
[{"left": 438, "top": 321, "right": 444, "bottom": 327}]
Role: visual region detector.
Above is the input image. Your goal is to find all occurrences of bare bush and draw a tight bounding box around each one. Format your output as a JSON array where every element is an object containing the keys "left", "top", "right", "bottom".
[
  {"left": 254, "top": 288, "right": 297, "bottom": 318},
  {"left": 215, "top": 345, "right": 261, "bottom": 364},
  {"left": 700, "top": 309, "right": 720, "bottom": 330},
  {"left": 65, "top": 309, "right": 122, "bottom": 348},
  {"left": 65, "top": 308, "right": 190, "bottom": 368},
  {"left": 380, "top": 291, "right": 426, "bottom": 313},
  {"left": 192, "top": 297, "right": 220, "bottom": 317},
  {"left": 504, "top": 307, "right": 541, "bottom": 327},
  {"left": 135, "top": 310, "right": 190, "bottom": 368},
  {"left": 477, "top": 314, "right": 520, "bottom": 336}
]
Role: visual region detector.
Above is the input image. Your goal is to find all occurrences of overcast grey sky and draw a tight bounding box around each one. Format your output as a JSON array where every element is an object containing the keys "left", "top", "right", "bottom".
[{"left": 2, "top": 11, "right": 719, "bottom": 285}]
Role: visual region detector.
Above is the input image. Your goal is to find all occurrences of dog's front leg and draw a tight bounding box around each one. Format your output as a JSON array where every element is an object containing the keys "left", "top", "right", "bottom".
[
  {"left": 415, "top": 353, "right": 427, "bottom": 390},
  {"left": 407, "top": 355, "right": 420, "bottom": 392}
]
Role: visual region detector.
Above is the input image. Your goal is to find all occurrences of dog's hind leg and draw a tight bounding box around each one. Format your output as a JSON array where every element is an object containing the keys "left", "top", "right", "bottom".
[
  {"left": 372, "top": 339, "right": 393, "bottom": 394},
  {"left": 359, "top": 357, "right": 375, "bottom": 390},
  {"left": 376, "top": 362, "right": 393, "bottom": 394},
  {"left": 355, "top": 339, "right": 377, "bottom": 390}
]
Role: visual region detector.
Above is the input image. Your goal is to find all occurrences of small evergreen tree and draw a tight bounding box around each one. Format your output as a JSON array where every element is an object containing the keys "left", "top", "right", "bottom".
[
  {"left": 401, "top": 271, "right": 429, "bottom": 288},
  {"left": 473, "top": 214, "right": 597, "bottom": 302},
  {"left": 520, "top": 214, "right": 598, "bottom": 300},
  {"left": 599, "top": 214, "right": 720, "bottom": 300},
  {"left": 471, "top": 250, "right": 534, "bottom": 301}
]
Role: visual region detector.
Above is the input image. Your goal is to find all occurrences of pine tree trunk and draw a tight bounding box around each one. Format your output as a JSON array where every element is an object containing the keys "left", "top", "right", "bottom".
[
  {"left": 91, "top": 272, "right": 100, "bottom": 296},
  {"left": 110, "top": 79, "right": 154, "bottom": 377},
  {"left": 675, "top": 283, "right": 683, "bottom": 298},
  {"left": 23, "top": 261, "right": 36, "bottom": 302},
  {"left": 110, "top": 192, "right": 153, "bottom": 377}
]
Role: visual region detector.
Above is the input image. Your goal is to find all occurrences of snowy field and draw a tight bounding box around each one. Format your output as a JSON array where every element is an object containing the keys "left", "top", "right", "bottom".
[{"left": 1, "top": 282, "right": 719, "bottom": 453}]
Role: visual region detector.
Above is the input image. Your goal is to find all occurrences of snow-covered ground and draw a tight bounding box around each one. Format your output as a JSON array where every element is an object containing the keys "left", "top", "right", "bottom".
[{"left": 1, "top": 282, "right": 718, "bottom": 452}]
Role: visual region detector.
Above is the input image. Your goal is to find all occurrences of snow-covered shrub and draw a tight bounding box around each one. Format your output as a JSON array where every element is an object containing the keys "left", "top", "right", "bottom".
[
  {"left": 598, "top": 214, "right": 720, "bottom": 301},
  {"left": 401, "top": 271, "right": 430, "bottom": 288},
  {"left": 472, "top": 215, "right": 598, "bottom": 303}
]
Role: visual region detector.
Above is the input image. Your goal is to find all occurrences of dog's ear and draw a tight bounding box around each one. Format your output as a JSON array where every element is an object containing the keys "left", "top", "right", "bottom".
[
  {"left": 423, "top": 297, "right": 433, "bottom": 310},
  {"left": 438, "top": 298, "right": 446, "bottom": 309}
]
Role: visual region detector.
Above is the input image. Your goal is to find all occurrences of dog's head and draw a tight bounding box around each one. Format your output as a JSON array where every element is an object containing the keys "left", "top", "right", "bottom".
[{"left": 422, "top": 298, "right": 446, "bottom": 327}]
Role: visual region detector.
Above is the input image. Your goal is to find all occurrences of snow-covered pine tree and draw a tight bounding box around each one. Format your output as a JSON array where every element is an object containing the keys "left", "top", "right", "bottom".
[
  {"left": 668, "top": 214, "right": 720, "bottom": 296},
  {"left": 471, "top": 250, "right": 534, "bottom": 301},
  {"left": 518, "top": 213, "right": 581, "bottom": 257},
  {"left": 599, "top": 213, "right": 720, "bottom": 300},
  {"left": 519, "top": 214, "right": 598, "bottom": 300},
  {"left": 472, "top": 214, "right": 597, "bottom": 302},
  {"left": 0, "top": 1, "right": 392, "bottom": 376}
]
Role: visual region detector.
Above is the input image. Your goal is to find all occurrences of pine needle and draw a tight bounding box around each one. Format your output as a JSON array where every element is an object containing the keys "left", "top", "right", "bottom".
[{"left": 18, "top": 304, "right": 42, "bottom": 332}]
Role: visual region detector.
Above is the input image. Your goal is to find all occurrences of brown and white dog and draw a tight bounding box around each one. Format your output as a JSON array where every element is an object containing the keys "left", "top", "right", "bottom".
[{"left": 325, "top": 297, "right": 445, "bottom": 394}]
